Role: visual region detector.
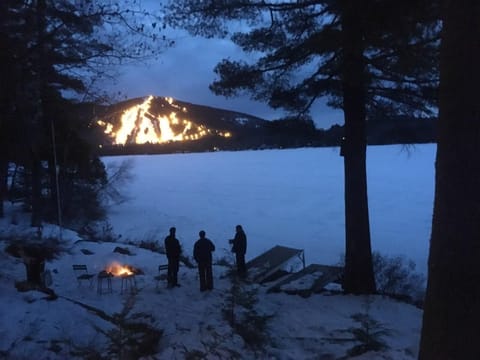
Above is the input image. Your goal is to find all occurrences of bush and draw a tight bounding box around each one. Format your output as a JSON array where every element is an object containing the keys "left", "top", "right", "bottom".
[
  {"left": 372, "top": 252, "right": 426, "bottom": 305},
  {"left": 138, "top": 240, "right": 162, "bottom": 253},
  {"left": 223, "top": 280, "right": 273, "bottom": 351},
  {"left": 94, "top": 297, "right": 163, "bottom": 358},
  {"left": 347, "top": 311, "right": 391, "bottom": 356},
  {"left": 79, "top": 220, "right": 120, "bottom": 242}
]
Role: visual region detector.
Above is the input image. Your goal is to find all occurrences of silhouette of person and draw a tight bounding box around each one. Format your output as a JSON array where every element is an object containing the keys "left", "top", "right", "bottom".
[
  {"left": 193, "top": 230, "right": 215, "bottom": 291},
  {"left": 164, "top": 227, "right": 181, "bottom": 288},
  {"left": 230, "top": 225, "right": 247, "bottom": 277}
]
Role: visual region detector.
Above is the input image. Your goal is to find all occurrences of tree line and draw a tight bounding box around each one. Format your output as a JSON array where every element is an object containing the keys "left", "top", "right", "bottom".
[{"left": 0, "top": 0, "right": 167, "bottom": 229}]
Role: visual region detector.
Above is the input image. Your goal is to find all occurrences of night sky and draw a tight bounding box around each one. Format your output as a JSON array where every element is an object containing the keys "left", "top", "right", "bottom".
[{"left": 104, "top": 27, "right": 344, "bottom": 130}]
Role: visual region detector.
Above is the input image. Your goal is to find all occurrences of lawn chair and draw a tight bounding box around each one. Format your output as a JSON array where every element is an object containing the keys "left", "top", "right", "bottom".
[
  {"left": 72, "top": 264, "right": 95, "bottom": 287},
  {"left": 155, "top": 264, "right": 168, "bottom": 289}
]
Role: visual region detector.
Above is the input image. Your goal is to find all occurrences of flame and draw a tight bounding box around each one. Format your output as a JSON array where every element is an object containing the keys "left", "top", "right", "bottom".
[
  {"left": 106, "top": 261, "right": 134, "bottom": 276},
  {"left": 97, "top": 95, "right": 232, "bottom": 145}
]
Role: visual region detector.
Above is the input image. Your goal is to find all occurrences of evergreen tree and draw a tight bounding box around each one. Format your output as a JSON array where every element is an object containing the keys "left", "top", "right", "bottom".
[
  {"left": 0, "top": 0, "right": 168, "bottom": 226},
  {"left": 419, "top": 0, "right": 480, "bottom": 358},
  {"left": 164, "top": 0, "right": 439, "bottom": 293}
]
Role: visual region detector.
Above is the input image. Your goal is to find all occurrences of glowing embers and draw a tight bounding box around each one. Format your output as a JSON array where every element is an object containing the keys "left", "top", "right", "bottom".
[
  {"left": 97, "top": 95, "right": 232, "bottom": 145},
  {"left": 105, "top": 261, "right": 135, "bottom": 277},
  {"left": 99, "top": 262, "right": 139, "bottom": 294}
]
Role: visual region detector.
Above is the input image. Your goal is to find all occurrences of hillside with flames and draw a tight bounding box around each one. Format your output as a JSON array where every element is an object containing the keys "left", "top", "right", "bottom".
[
  {"left": 93, "top": 95, "right": 283, "bottom": 154},
  {"left": 91, "top": 95, "right": 435, "bottom": 155}
]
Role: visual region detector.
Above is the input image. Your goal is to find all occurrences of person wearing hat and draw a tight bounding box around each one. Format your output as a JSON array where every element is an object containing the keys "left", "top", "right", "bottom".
[
  {"left": 164, "top": 227, "right": 182, "bottom": 288},
  {"left": 193, "top": 230, "right": 215, "bottom": 291}
]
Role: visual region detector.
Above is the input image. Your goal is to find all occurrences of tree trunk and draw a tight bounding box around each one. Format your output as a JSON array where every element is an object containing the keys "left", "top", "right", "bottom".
[
  {"left": 24, "top": 257, "right": 45, "bottom": 285},
  {"left": 0, "top": 157, "right": 7, "bottom": 217},
  {"left": 30, "top": 153, "right": 43, "bottom": 227},
  {"left": 47, "top": 156, "right": 59, "bottom": 222},
  {"left": 419, "top": 1, "right": 480, "bottom": 358},
  {"left": 340, "top": 0, "right": 376, "bottom": 294},
  {"left": 29, "top": 0, "right": 47, "bottom": 228}
]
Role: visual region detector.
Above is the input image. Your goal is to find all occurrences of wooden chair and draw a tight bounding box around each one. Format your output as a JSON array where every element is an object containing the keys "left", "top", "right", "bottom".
[
  {"left": 72, "top": 264, "right": 95, "bottom": 287},
  {"left": 154, "top": 264, "right": 169, "bottom": 289}
]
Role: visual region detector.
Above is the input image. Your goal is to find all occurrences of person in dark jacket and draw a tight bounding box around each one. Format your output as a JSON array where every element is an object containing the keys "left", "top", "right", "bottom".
[
  {"left": 193, "top": 230, "right": 215, "bottom": 291},
  {"left": 230, "top": 225, "right": 247, "bottom": 277},
  {"left": 164, "top": 227, "right": 182, "bottom": 287}
]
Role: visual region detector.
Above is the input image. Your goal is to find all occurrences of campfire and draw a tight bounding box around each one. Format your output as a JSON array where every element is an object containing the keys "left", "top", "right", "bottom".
[{"left": 105, "top": 261, "right": 136, "bottom": 277}]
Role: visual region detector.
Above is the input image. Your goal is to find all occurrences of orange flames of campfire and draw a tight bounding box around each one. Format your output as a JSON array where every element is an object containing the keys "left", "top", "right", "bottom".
[{"left": 106, "top": 261, "right": 134, "bottom": 276}]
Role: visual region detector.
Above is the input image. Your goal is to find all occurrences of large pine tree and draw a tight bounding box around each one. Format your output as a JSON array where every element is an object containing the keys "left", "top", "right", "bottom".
[
  {"left": 419, "top": 0, "right": 480, "bottom": 358},
  {"left": 164, "top": 0, "right": 439, "bottom": 293}
]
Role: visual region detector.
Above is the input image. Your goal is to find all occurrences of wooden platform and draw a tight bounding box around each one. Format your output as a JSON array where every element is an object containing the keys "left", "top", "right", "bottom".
[
  {"left": 267, "top": 264, "right": 343, "bottom": 295},
  {"left": 246, "top": 245, "right": 305, "bottom": 283}
]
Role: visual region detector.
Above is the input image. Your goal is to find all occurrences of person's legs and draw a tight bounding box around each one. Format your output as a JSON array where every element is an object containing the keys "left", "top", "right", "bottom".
[
  {"left": 198, "top": 263, "right": 207, "bottom": 291},
  {"left": 167, "top": 259, "right": 175, "bottom": 287},
  {"left": 236, "top": 253, "right": 246, "bottom": 277},
  {"left": 206, "top": 263, "right": 213, "bottom": 290},
  {"left": 172, "top": 258, "right": 179, "bottom": 286}
]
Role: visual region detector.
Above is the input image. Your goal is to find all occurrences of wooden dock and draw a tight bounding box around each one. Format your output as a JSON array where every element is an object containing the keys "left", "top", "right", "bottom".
[{"left": 267, "top": 264, "right": 343, "bottom": 296}]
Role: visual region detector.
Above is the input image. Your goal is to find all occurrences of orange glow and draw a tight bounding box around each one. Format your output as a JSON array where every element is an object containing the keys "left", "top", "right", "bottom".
[
  {"left": 97, "top": 95, "right": 232, "bottom": 145},
  {"left": 106, "top": 261, "right": 134, "bottom": 276}
]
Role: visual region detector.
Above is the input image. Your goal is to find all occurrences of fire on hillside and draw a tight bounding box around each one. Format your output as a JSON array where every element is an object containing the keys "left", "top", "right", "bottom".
[{"left": 96, "top": 95, "right": 231, "bottom": 145}]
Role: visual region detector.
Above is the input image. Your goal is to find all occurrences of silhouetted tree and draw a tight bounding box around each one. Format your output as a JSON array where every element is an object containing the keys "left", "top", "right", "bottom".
[
  {"left": 164, "top": 0, "right": 439, "bottom": 293},
  {"left": 419, "top": 1, "right": 480, "bottom": 358},
  {"left": 0, "top": 0, "right": 169, "bottom": 226}
]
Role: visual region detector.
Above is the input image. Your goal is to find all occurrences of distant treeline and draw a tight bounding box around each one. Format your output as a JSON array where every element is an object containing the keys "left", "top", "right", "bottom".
[{"left": 99, "top": 116, "right": 436, "bottom": 156}]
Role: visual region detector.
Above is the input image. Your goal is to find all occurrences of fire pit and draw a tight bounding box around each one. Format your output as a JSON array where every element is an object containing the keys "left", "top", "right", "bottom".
[
  {"left": 100, "top": 262, "right": 140, "bottom": 294},
  {"left": 105, "top": 262, "right": 136, "bottom": 277}
]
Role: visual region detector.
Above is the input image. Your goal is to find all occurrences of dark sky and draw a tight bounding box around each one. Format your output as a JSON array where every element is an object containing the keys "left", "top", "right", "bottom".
[{"left": 107, "top": 31, "right": 344, "bottom": 130}]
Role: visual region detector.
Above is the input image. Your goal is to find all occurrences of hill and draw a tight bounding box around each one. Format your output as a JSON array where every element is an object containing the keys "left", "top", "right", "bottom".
[{"left": 90, "top": 95, "right": 435, "bottom": 155}]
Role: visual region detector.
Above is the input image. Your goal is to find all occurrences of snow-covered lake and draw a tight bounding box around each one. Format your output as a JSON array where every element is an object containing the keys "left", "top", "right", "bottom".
[{"left": 104, "top": 144, "right": 435, "bottom": 275}]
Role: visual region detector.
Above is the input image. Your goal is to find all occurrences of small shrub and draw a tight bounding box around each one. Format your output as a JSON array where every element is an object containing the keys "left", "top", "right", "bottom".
[
  {"left": 234, "top": 311, "right": 273, "bottom": 350},
  {"left": 104, "top": 320, "right": 163, "bottom": 358},
  {"left": 95, "top": 297, "right": 163, "bottom": 358},
  {"left": 138, "top": 240, "right": 162, "bottom": 253},
  {"left": 125, "top": 229, "right": 163, "bottom": 252},
  {"left": 372, "top": 252, "right": 426, "bottom": 304},
  {"left": 223, "top": 280, "right": 273, "bottom": 351},
  {"left": 79, "top": 220, "right": 120, "bottom": 242},
  {"left": 339, "top": 252, "right": 426, "bottom": 304},
  {"left": 346, "top": 297, "right": 391, "bottom": 357},
  {"left": 347, "top": 313, "right": 390, "bottom": 356}
]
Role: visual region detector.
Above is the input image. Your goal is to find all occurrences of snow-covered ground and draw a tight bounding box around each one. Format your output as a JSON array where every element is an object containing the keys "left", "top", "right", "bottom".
[{"left": 0, "top": 144, "right": 435, "bottom": 359}]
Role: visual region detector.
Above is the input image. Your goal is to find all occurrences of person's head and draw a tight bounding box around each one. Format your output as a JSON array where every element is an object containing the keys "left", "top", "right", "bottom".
[
  {"left": 169, "top": 227, "right": 176, "bottom": 235},
  {"left": 236, "top": 225, "right": 243, "bottom": 232},
  {"left": 199, "top": 230, "right": 206, "bottom": 238}
]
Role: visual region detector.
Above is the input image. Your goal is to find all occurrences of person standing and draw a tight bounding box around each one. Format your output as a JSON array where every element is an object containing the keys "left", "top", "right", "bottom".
[
  {"left": 193, "top": 230, "right": 215, "bottom": 291},
  {"left": 230, "top": 225, "right": 247, "bottom": 277},
  {"left": 164, "top": 227, "right": 181, "bottom": 288}
]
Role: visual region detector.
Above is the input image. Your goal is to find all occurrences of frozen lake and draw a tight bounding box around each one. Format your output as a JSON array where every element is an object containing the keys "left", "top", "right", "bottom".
[{"left": 104, "top": 143, "right": 435, "bottom": 275}]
